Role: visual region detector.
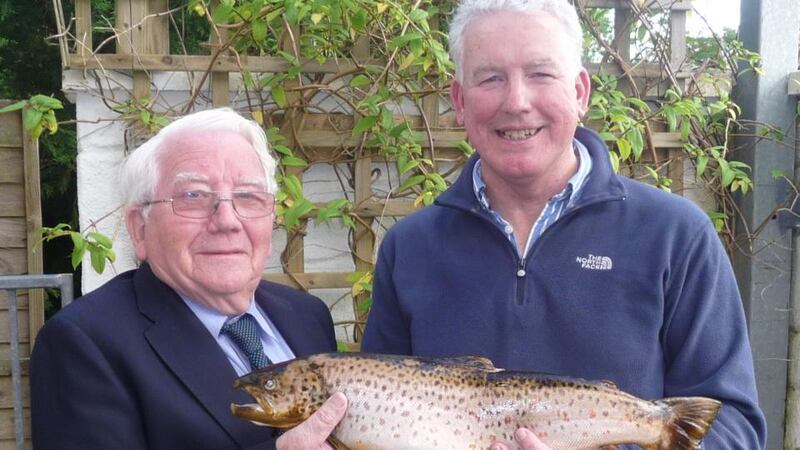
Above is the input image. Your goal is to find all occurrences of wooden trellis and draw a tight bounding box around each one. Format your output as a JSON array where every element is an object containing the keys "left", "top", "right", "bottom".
[{"left": 50, "top": 0, "right": 694, "bottom": 339}]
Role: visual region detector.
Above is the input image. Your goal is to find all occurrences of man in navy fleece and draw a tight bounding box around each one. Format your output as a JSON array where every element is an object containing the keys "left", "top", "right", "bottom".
[{"left": 361, "top": 0, "right": 766, "bottom": 448}]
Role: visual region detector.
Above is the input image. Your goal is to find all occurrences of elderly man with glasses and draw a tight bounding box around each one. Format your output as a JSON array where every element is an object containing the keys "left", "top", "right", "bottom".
[{"left": 30, "top": 108, "right": 347, "bottom": 450}]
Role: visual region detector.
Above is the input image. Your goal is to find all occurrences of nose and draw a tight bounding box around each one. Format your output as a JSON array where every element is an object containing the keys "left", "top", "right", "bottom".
[
  {"left": 208, "top": 198, "right": 243, "bottom": 232},
  {"left": 502, "top": 75, "right": 531, "bottom": 114}
]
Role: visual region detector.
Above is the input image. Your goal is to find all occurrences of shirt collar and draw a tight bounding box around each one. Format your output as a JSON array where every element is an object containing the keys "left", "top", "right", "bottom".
[
  {"left": 472, "top": 138, "right": 592, "bottom": 209},
  {"left": 179, "top": 294, "right": 281, "bottom": 342}
]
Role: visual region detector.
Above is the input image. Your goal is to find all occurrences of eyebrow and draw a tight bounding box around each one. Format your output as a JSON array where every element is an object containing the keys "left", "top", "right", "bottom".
[
  {"left": 173, "top": 172, "right": 209, "bottom": 184},
  {"left": 171, "top": 173, "right": 267, "bottom": 190},
  {"left": 236, "top": 177, "right": 268, "bottom": 190},
  {"left": 471, "top": 59, "right": 560, "bottom": 79}
]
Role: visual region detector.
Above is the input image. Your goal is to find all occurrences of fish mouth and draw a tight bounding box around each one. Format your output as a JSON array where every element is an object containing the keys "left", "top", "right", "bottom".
[
  {"left": 496, "top": 127, "right": 542, "bottom": 141},
  {"left": 230, "top": 402, "right": 273, "bottom": 426}
]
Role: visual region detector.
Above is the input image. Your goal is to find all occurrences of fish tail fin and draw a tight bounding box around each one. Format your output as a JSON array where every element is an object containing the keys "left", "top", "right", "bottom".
[{"left": 658, "top": 397, "right": 722, "bottom": 450}]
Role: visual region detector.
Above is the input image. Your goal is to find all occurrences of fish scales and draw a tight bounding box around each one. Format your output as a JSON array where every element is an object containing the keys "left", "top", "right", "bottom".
[{"left": 231, "top": 353, "right": 721, "bottom": 450}]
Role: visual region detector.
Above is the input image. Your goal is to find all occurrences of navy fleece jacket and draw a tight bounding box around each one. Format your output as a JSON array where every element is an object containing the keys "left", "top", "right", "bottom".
[{"left": 362, "top": 126, "right": 766, "bottom": 449}]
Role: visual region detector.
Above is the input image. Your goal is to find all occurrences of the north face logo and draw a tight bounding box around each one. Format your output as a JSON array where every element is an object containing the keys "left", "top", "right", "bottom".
[{"left": 576, "top": 254, "right": 613, "bottom": 270}]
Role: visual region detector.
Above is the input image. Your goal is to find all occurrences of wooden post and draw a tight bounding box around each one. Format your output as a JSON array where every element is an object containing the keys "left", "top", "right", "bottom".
[
  {"left": 421, "top": 16, "right": 441, "bottom": 170},
  {"left": 280, "top": 25, "right": 307, "bottom": 278},
  {"left": 115, "top": 0, "right": 169, "bottom": 99},
  {"left": 74, "top": 0, "right": 93, "bottom": 58},
  {"left": 208, "top": 0, "right": 230, "bottom": 107},
  {"left": 351, "top": 36, "right": 374, "bottom": 341},
  {"left": 22, "top": 122, "right": 43, "bottom": 343},
  {"left": 669, "top": 9, "right": 687, "bottom": 70},
  {"left": 614, "top": 7, "right": 632, "bottom": 63}
]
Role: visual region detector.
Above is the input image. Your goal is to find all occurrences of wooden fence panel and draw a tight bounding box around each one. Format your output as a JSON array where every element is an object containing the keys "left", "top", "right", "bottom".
[{"left": 0, "top": 100, "right": 44, "bottom": 449}]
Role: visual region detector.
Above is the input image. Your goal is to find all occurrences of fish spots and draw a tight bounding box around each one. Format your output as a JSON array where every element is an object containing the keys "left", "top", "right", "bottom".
[{"left": 233, "top": 353, "right": 714, "bottom": 449}]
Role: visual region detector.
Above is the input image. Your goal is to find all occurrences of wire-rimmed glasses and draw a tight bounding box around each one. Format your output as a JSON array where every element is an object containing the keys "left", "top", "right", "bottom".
[{"left": 142, "top": 190, "right": 275, "bottom": 219}]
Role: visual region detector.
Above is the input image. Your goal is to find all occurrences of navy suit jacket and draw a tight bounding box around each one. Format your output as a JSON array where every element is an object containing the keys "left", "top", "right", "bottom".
[{"left": 30, "top": 264, "right": 336, "bottom": 450}]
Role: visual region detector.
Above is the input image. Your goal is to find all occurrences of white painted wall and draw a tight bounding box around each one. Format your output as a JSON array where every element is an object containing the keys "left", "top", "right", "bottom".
[
  {"left": 62, "top": 69, "right": 375, "bottom": 342},
  {"left": 63, "top": 68, "right": 717, "bottom": 343}
]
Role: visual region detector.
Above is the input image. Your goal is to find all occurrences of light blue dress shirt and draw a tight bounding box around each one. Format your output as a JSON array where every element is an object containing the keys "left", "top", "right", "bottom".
[
  {"left": 472, "top": 139, "right": 592, "bottom": 259},
  {"left": 181, "top": 295, "right": 295, "bottom": 376}
]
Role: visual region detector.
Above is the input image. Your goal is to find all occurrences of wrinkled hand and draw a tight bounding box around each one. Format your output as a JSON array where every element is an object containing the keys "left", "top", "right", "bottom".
[
  {"left": 276, "top": 392, "right": 348, "bottom": 450},
  {"left": 489, "top": 428, "right": 554, "bottom": 450}
]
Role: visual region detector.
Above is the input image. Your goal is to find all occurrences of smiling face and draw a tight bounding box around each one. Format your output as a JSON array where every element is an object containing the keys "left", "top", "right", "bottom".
[
  {"left": 126, "top": 130, "right": 273, "bottom": 314},
  {"left": 451, "top": 10, "right": 591, "bottom": 190}
]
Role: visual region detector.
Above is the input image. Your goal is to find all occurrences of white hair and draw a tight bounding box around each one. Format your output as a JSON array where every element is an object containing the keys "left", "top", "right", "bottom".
[
  {"left": 448, "top": 0, "right": 584, "bottom": 82},
  {"left": 119, "top": 107, "right": 278, "bottom": 209}
]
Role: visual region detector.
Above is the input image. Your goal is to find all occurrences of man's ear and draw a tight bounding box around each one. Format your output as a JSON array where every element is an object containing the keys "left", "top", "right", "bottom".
[
  {"left": 575, "top": 67, "right": 591, "bottom": 118},
  {"left": 451, "top": 79, "right": 465, "bottom": 126},
  {"left": 125, "top": 206, "right": 148, "bottom": 261}
]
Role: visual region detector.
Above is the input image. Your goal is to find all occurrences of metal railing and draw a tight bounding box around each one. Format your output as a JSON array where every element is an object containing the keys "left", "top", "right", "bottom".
[{"left": 0, "top": 274, "right": 73, "bottom": 450}]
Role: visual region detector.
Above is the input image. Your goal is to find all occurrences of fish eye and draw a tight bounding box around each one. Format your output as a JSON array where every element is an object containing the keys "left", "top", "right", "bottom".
[{"left": 264, "top": 379, "right": 277, "bottom": 390}]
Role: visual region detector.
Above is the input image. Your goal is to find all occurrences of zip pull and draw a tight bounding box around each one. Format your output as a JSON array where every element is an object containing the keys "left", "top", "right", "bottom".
[{"left": 516, "top": 259, "right": 526, "bottom": 277}]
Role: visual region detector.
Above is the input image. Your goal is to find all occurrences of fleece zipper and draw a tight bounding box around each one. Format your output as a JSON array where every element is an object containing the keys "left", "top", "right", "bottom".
[{"left": 444, "top": 193, "right": 626, "bottom": 306}]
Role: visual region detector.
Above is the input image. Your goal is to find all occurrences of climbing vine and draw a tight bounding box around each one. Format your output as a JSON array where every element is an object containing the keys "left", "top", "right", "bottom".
[{"left": 6, "top": 0, "right": 780, "bottom": 340}]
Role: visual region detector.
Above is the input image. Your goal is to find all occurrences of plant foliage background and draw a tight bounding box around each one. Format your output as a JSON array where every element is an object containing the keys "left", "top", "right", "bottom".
[{"left": 0, "top": 0, "right": 775, "bottom": 338}]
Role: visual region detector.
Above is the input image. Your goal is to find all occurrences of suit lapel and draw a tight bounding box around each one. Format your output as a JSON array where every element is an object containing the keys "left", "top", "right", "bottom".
[
  {"left": 256, "top": 288, "right": 316, "bottom": 357},
  {"left": 134, "top": 265, "right": 270, "bottom": 448}
]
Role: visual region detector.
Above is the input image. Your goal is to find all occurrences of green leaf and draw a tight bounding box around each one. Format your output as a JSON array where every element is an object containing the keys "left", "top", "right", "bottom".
[
  {"left": 211, "top": 2, "right": 233, "bottom": 24},
  {"left": 281, "top": 156, "right": 308, "bottom": 167},
  {"left": 352, "top": 115, "right": 378, "bottom": 135},
  {"left": 356, "top": 296, "right": 372, "bottom": 312},
  {"left": 349, "top": 74, "right": 371, "bottom": 88},
  {"left": 721, "top": 167, "right": 735, "bottom": 188},
  {"left": 350, "top": 9, "right": 366, "bottom": 30},
  {"left": 398, "top": 159, "right": 419, "bottom": 176},
  {"left": 628, "top": 127, "right": 644, "bottom": 160},
  {"left": 428, "top": 173, "right": 447, "bottom": 191},
  {"left": 23, "top": 109, "right": 43, "bottom": 130},
  {"left": 696, "top": 154, "right": 709, "bottom": 177},
  {"left": 90, "top": 246, "right": 107, "bottom": 273},
  {"left": 456, "top": 140, "right": 474, "bottom": 156},
  {"left": 71, "top": 245, "right": 86, "bottom": 270},
  {"left": 282, "top": 175, "right": 304, "bottom": 199},
  {"left": 408, "top": 9, "right": 428, "bottom": 22},
  {"left": 398, "top": 174, "right": 425, "bottom": 193},
  {"left": 87, "top": 231, "right": 113, "bottom": 249},
  {"left": 616, "top": 138, "right": 631, "bottom": 160},
  {"left": 251, "top": 19, "right": 267, "bottom": 42},
  {"left": 283, "top": 199, "right": 314, "bottom": 230},
  {"left": 273, "top": 144, "right": 293, "bottom": 156},
  {"left": 608, "top": 150, "right": 620, "bottom": 173},
  {"left": 30, "top": 95, "right": 63, "bottom": 110},
  {"left": 389, "top": 121, "right": 411, "bottom": 138},
  {"left": 663, "top": 108, "right": 677, "bottom": 131},
  {"left": 0, "top": 101, "right": 26, "bottom": 113},
  {"left": 389, "top": 32, "right": 423, "bottom": 50},
  {"left": 272, "top": 86, "right": 286, "bottom": 108}
]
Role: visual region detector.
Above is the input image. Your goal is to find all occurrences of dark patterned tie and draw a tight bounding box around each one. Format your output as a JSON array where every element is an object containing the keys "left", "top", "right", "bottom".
[{"left": 221, "top": 313, "right": 272, "bottom": 370}]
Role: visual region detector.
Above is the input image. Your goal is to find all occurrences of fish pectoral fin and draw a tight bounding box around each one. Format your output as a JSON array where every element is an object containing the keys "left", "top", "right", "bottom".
[{"left": 326, "top": 435, "right": 351, "bottom": 450}]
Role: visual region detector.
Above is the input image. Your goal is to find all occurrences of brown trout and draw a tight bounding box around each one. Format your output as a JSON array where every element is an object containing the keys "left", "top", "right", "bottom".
[{"left": 230, "top": 353, "right": 721, "bottom": 450}]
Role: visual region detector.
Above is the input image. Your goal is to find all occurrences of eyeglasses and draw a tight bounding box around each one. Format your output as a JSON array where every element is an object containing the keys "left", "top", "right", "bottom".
[{"left": 143, "top": 190, "right": 275, "bottom": 219}]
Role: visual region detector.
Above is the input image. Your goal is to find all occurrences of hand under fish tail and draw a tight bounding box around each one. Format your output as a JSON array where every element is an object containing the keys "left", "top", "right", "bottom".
[{"left": 231, "top": 353, "right": 722, "bottom": 450}]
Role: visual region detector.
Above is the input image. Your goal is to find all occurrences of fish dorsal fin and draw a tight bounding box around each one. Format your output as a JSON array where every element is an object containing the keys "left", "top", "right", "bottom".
[
  {"left": 597, "top": 379, "right": 618, "bottom": 389},
  {"left": 436, "top": 356, "right": 501, "bottom": 372}
]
